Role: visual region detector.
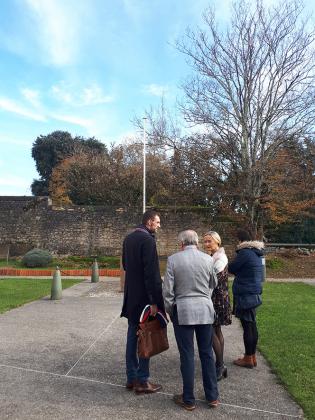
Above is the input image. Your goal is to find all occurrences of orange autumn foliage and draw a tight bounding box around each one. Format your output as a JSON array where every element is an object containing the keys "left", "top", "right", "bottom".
[
  {"left": 263, "top": 142, "right": 315, "bottom": 224},
  {"left": 49, "top": 156, "right": 77, "bottom": 206}
]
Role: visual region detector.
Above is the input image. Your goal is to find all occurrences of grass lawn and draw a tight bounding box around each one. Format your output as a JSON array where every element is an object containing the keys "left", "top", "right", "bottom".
[
  {"left": 257, "top": 282, "right": 315, "bottom": 419},
  {"left": 0, "top": 278, "right": 81, "bottom": 314}
]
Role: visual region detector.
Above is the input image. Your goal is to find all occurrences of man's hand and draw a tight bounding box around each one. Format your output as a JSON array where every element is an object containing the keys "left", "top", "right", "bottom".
[{"left": 150, "top": 304, "right": 158, "bottom": 316}]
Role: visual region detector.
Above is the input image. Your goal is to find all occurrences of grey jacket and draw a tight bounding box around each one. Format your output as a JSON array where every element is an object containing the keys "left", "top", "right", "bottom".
[{"left": 163, "top": 245, "right": 217, "bottom": 325}]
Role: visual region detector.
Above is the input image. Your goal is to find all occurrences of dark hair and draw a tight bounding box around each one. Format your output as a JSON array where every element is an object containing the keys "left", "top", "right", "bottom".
[
  {"left": 236, "top": 228, "right": 252, "bottom": 242},
  {"left": 142, "top": 209, "right": 159, "bottom": 225}
]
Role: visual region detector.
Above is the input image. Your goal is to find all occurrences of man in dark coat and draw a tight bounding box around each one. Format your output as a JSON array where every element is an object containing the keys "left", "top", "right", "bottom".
[{"left": 121, "top": 209, "right": 164, "bottom": 394}]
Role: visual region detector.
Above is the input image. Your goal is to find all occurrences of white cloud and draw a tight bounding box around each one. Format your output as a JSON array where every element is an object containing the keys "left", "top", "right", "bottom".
[
  {"left": 82, "top": 84, "right": 114, "bottom": 105},
  {"left": 51, "top": 113, "right": 93, "bottom": 130},
  {"left": 51, "top": 82, "right": 114, "bottom": 106},
  {"left": 0, "top": 97, "right": 46, "bottom": 121},
  {"left": 0, "top": 80, "right": 116, "bottom": 135},
  {"left": 0, "top": 91, "right": 100, "bottom": 131},
  {"left": 143, "top": 83, "right": 169, "bottom": 97},
  {"left": 24, "top": 0, "right": 81, "bottom": 66},
  {"left": 0, "top": 90, "right": 98, "bottom": 131},
  {"left": 21, "top": 88, "right": 41, "bottom": 108},
  {"left": 51, "top": 84, "right": 73, "bottom": 104}
]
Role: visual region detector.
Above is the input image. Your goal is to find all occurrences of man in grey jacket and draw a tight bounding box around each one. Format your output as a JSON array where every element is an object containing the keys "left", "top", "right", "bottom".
[{"left": 163, "top": 230, "right": 219, "bottom": 411}]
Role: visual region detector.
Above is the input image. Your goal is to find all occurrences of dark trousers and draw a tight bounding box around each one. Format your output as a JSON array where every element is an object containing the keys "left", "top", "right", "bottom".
[
  {"left": 125, "top": 322, "right": 149, "bottom": 383},
  {"left": 241, "top": 319, "right": 258, "bottom": 355},
  {"left": 172, "top": 310, "right": 218, "bottom": 405}
]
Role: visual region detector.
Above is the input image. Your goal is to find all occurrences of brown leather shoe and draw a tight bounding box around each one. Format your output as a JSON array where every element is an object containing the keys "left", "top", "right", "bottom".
[
  {"left": 135, "top": 381, "right": 162, "bottom": 394},
  {"left": 125, "top": 380, "right": 137, "bottom": 390},
  {"left": 252, "top": 354, "right": 257, "bottom": 367},
  {"left": 208, "top": 399, "right": 219, "bottom": 408},
  {"left": 233, "top": 354, "right": 254, "bottom": 368},
  {"left": 173, "top": 394, "right": 196, "bottom": 411}
]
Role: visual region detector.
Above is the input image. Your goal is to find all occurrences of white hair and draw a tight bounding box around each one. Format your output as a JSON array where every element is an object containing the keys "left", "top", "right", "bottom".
[{"left": 178, "top": 230, "right": 199, "bottom": 246}]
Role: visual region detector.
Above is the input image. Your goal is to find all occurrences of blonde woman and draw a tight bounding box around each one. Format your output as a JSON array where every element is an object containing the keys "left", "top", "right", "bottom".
[{"left": 204, "top": 231, "right": 232, "bottom": 380}]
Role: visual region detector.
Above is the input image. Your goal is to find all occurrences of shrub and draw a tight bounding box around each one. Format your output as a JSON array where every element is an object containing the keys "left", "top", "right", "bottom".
[
  {"left": 52, "top": 255, "right": 120, "bottom": 269},
  {"left": 278, "top": 248, "right": 299, "bottom": 259},
  {"left": 22, "top": 248, "right": 53, "bottom": 268},
  {"left": 266, "top": 257, "right": 285, "bottom": 270}
]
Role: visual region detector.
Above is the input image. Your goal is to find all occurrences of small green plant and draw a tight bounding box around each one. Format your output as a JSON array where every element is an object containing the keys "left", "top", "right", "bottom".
[
  {"left": 265, "top": 257, "right": 285, "bottom": 270},
  {"left": 22, "top": 248, "right": 53, "bottom": 268}
]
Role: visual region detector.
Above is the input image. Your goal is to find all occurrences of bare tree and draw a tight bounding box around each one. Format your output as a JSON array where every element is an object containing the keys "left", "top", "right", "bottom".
[
  {"left": 177, "top": 0, "right": 315, "bottom": 235},
  {"left": 133, "top": 98, "right": 184, "bottom": 154}
]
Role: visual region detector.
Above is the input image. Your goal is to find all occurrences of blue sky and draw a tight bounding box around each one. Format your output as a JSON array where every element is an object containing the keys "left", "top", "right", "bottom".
[{"left": 0, "top": 0, "right": 313, "bottom": 195}]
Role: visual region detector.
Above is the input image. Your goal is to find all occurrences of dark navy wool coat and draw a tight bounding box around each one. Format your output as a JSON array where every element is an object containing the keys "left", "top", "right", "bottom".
[
  {"left": 228, "top": 241, "right": 264, "bottom": 297},
  {"left": 121, "top": 225, "right": 165, "bottom": 324}
]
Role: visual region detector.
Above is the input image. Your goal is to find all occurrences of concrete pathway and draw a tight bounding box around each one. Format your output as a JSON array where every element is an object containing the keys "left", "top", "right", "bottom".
[
  {"left": 0, "top": 279, "right": 304, "bottom": 419},
  {"left": 266, "top": 278, "right": 315, "bottom": 286}
]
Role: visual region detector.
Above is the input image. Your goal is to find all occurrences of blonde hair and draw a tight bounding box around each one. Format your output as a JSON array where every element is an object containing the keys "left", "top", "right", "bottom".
[{"left": 204, "top": 231, "right": 222, "bottom": 247}]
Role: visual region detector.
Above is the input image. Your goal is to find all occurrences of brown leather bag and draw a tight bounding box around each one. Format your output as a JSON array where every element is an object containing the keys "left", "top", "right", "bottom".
[{"left": 137, "top": 318, "right": 169, "bottom": 359}]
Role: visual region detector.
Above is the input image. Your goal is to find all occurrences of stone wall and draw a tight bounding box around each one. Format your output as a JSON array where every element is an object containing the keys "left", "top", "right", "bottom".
[{"left": 0, "top": 196, "right": 237, "bottom": 257}]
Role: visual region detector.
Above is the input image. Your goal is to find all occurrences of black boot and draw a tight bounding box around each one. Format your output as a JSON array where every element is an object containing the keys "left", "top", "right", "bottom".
[{"left": 216, "top": 363, "right": 228, "bottom": 381}]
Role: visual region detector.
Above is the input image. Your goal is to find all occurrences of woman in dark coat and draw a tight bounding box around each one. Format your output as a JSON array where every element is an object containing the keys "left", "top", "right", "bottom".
[{"left": 228, "top": 229, "right": 264, "bottom": 368}]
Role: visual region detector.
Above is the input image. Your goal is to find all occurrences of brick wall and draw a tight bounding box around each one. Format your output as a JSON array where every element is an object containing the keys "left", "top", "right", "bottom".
[{"left": 0, "top": 196, "right": 237, "bottom": 257}]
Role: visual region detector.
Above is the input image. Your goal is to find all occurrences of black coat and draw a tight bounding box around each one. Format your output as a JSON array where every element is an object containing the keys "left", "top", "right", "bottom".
[{"left": 120, "top": 225, "right": 165, "bottom": 324}]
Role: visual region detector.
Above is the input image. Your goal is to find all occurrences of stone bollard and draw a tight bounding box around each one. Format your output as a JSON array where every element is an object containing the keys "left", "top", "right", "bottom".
[
  {"left": 51, "top": 266, "right": 62, "bottom": 300},
  {"left": 91, "top": 258, "right": 99, "bottom": 283}
]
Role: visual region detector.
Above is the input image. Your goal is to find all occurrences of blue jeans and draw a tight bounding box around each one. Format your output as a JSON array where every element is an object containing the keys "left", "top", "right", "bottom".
[
  {"left": 172, "top": 310, "right": 218, "bottom": 405},
  {"left": 126, "top": 322, "right": 150, "bottom": 383}
]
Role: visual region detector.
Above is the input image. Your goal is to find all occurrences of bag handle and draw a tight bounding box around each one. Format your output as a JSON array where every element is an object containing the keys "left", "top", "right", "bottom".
[{"left": 139, "top": 304, "right": 168, "bottom": 327}]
